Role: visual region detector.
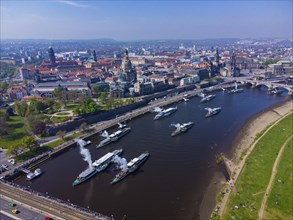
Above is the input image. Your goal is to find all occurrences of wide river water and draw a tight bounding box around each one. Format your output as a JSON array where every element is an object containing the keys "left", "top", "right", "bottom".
[{"left": 15, "top": 86, "right": 288, "bottom": 220}]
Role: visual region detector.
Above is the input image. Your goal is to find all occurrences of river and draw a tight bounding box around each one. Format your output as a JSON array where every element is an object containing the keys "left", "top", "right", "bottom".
[{"left": 15, "top": 86, "right": 289, "bottom": 220}]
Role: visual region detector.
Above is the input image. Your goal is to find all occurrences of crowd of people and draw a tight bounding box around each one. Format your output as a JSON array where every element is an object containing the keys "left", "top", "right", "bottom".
[{"left": 1, "top": 180, "right": 110, "bottom": 219}]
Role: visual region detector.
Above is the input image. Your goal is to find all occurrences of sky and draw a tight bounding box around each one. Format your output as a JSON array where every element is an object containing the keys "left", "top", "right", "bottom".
[{"left": 0, "top": 0, "right": 292, "bottom": 40}]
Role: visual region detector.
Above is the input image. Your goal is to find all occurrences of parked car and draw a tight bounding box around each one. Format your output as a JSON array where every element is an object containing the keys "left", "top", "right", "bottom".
[
  {"left": 8, "top": 159, "right": 15, "bottom": 165},
  {"left": 12, "top": 209, "right": 19, "bottom": 214},
  {"left": 8, "top": 202, "right": 16, "bottom": 207}
]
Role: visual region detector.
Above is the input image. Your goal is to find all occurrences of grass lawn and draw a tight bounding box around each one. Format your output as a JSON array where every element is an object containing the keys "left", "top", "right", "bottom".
[
  {"left": 45, "top": 132, "right": 82, "bottom": 148},
  {"left": 0, "top": 115, "right": 26, "bottom": 149},
  {"left": 50, "top": 116, "right": 70, "bottom": 123},
  {"left": 46, "top": 139, "right": 65, "bottom": 148},
  {"left": 265, "top": 138, "right": 293, "bottom": 219},
  {"left": 223, "top": 113, "right": 293, "bottom": 220},
  {"left": 63, "top": 104, "right": 79, "bottom": 111},
  {"left": 55, "top": 112, "right": 71, "bottom": 116}
]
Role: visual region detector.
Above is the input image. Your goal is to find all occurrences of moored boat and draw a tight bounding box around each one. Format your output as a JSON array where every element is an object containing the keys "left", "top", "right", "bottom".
[
  {"left": 72, "top": 166, "right": 98, "bottom": 186},
  {"left": 118, "top": 122, "right": 127, "bottom": 129},
  {"left": 128, "top": 151, "right": 150, "bottom": 173},
  {"left": 171, "top": 122, "right": 194, "bottom": 136},
  {"left": 27, "top": 168, "right": 43, "bottom": 181},
  {"left": 153, "top": 107, "right": 177, "bottom": 120},
  {"left": 228, "top": 82, "right": 243, "bottom": 93},
  {"left": 97, "top": 127, "right": 131, "bottom": 148},
  {"left": 92, "top": 149, "right": 123, "bottom": 172},
  {"left": 205, "top": 107, "right": 221, "bottom": 117},
  {"left": 110, "top": 152, "right": 150, "bottom": 185},
  {"left": 200, "top": 94, "right": 215, "bottom": 103}
]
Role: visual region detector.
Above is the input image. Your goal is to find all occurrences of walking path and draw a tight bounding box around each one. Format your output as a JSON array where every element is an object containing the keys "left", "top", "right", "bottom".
[
  {"left": 218, "top": 107, "right": 293, "bottom": 217},
  {"left": 258, "top": 135, "right": 293, "bottom": 219}
]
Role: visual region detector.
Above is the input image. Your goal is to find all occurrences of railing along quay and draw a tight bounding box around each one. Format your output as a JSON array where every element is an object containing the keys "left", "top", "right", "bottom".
[{"left": 0, "top": 180, "right": 109, "bottom": 220}]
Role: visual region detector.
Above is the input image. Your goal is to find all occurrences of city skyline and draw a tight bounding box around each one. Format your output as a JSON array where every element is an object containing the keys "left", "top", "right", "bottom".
[{"left": 0, "top": 0, "right": 292, "bottom": 40}]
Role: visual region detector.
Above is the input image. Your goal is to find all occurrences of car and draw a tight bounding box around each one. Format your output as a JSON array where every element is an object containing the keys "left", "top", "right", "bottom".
[
  {"left": 8, "top": 159, "right": 15, "bottom": 165},
  {"left": 12, "top": 209, "right": 19, "bottom": 214},
  {"left": 8, "top": 202, "right": 16, "bottom": 207},
  {"left": 1, "top": 164, "right": 8, "bottom": 169}
]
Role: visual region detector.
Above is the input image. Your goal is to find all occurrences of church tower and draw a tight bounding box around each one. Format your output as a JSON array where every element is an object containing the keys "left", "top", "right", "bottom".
[
  {"left": 93, "top": 50, "right": 97, "bottom": 62},
  {"left": 216, "top": 49, "right": 220, "bottom": 67},
  {"left": 48, "top": 46, "right": 56, "bottom": 64},
  {"left": 119, "top": 49, "right": 137, "bottom": 82},
  {"left": 231, "top": 52, "right": 240, "bottom": 77}
]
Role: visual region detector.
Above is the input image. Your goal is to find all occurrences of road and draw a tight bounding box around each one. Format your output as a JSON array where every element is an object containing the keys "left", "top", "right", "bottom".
[
  {"left": 0, "top": 182, "right": 107, "bottom": 220},
  {"left": 0, "top": 196, "right": 45, "bottom": 220}
]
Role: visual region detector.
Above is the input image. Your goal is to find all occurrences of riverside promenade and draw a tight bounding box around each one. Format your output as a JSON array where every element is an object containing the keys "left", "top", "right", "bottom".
[{"left": 0, "top": 180, "right": 108, "bottom": 220}]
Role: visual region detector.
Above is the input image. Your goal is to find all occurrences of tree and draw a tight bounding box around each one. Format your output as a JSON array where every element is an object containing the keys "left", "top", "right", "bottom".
[
  {"left": 99, "top": 92, "right": 107, "bottom": 104},
  {"left": 73, "top": 98, "right": 99, "bottom": 114},
  {"left": 52, "top": 102, "right": 61, "bottom": 112},
  {"left": 33, "top": 120, "right": 46, "bottom": 135},
  {"left": 0, "top": 62, "right": 18, "bottom": 79},
  {"left": 78, "top": 122, "right": 88, "bottom": 133},
  {"left": 215, "top": 153, "right": 224, "bottom": 164},
  {"left": 105, "top": 98, "right": 115, "bottom": 110},
  {"left": 30, "top": 98, "right": 45, "bottom": 114},
  {"left": 0, "top": 81, "right": 8, "bottom": 90},
  {"left": 7, "top": 143, "right": 23, "bottom": 157},
  {"left": 89, "top": 101, "right": 98, "bottom": 113},
  {"left": 56, "top": 130, "right": 66, "bottom": 140},
  {"left": 0, "top": 114, "right": 10, "bottom": 136},
  {"left": 22, "top": 136, "right": 39, "bottom": 152},
  {"left": 6, "top": 107, "right": 14, "bottom": 116},
  {"left": 92, "top": 84, "right": 100, "bottom": 97},
  {"left": 43, "top": 97, "right": 55, "bottom": 107},
  {"left": 73, "top": 106, "right": 81, "bottom": 115},
  {"left": 25, "top": 115, "right": 46, "bottom": 135},
  {"left": 14, "top": 101, "right": 20, "bottom": 115},
  {"left": 22, "top": 79, "right": 28, "bottom": 86},
  {"left": 15, "top": 101, "right": 29, "bottom": 117},
  {"left": 8, "top": 81, "right": 15, "bottom": 88},
  {"left": 53, "top": 87, "right": 64, "bottom": 101}
]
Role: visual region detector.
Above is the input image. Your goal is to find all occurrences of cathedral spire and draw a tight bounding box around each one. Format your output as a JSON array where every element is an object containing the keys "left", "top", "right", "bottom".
[
  {"left": 93, "top": 50, "right": 97, "bottom": 62},
  {"left": 48, "top": 46, "right": 56, "bottom": 64},
  {"left": 125, "top": 48, "right": 129, "bottom": 58}
]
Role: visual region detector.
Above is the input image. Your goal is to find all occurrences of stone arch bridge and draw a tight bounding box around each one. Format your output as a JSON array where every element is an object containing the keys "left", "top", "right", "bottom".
[{"left": 238, "top": 79, "right": 293, "bottom": 95}]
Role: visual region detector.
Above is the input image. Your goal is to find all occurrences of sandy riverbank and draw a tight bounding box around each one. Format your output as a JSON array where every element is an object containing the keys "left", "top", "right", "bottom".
[
  {"left": 199, "top": 98, "right": 293, "bottom": 220},
  {"left": 230, "top": 99, "right": 292, "bottom": 164}
]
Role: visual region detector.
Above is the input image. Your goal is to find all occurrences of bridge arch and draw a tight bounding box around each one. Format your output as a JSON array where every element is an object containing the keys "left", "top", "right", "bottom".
[
  {"left": 273, "top": 86, "right": 290, "bottom": 93},
  {"left": 254, "top": 83, "right": 271, "bottom": 89}
]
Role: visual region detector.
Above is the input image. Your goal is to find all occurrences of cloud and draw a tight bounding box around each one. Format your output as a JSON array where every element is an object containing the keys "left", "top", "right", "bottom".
[{"left": 58, "top": 0, "right": 89, "bottom": 8}]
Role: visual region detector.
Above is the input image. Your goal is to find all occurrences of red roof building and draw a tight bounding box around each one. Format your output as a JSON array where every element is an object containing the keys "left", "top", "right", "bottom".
[{"left": 7, "top": 86, "right": 28, "bottom": 101}]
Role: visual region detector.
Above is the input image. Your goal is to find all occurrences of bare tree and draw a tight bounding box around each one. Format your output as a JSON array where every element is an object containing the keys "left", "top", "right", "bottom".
[
  {"left": 78, "top": 122, "right": 88, "bottom": 133},
  {"left": 56, "top": 130, "right": 66, "bottom": 140}
]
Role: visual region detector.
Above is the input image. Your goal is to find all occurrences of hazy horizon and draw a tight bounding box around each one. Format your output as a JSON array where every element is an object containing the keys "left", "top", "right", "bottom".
[
  {"left": 1, "top": 1, "right": 292, "bottom": 40},
  {"left": 1, "top": 37, "right": 292, "bottom": 41}
]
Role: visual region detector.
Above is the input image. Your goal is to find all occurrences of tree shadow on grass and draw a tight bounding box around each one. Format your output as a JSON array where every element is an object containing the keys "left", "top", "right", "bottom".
[
  {"left": 10, "top": 122, "right": 24, "bottom": 129},
  {"left": 1, "top": 131, "right": 26, "bottom": 142},
  {"left": 17, "top": 146, "right": 51, "bottom": 162}
]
